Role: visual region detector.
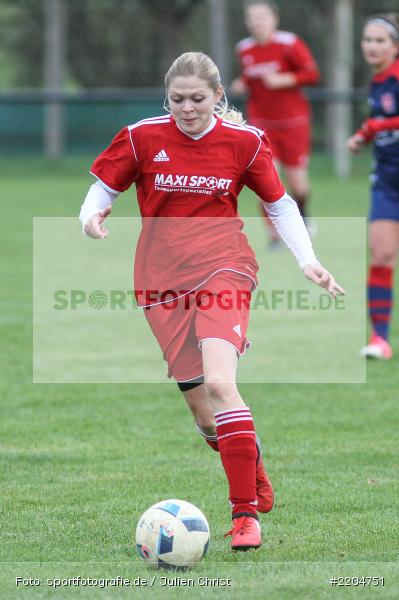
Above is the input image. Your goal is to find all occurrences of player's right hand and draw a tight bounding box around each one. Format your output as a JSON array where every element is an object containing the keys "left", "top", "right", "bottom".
[
  {"left": 84, "top": 205, "right": 112, "bottom": 239},
  {"left": 347, "top": 134, "right": 365, "bottom": 154}
]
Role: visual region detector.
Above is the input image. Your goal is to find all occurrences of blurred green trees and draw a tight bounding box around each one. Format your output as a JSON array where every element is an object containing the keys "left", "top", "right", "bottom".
[{"left": 0, "top": 0, "right": 397, "bottom": 89}]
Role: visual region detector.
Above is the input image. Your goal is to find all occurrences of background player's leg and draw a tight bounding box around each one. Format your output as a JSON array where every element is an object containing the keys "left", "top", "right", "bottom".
[
  {"left": 369, "top": 220, "right": 399, "bottom": 268},
  {"left": 260, "top": 159, "right": 282, "bottom": 247},
  {"left": 363, "top": 220, "right": 399, "bottom": 357},
  {"left": 284, "top": 165, "right": 310, "bottom": 219},
  {"left": 261, "top": 133, "right": 283, "bottom": 247}
]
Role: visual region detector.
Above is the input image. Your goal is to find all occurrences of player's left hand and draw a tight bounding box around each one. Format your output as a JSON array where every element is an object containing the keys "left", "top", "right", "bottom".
[
  {"left": 84, "top": 205, "right": 112, "bottom": 239},
  {"left": 303, "top": 262, "right": 346, "bottom": 298},
  {"left": 261, "top": 72, "right": 296, "bottom": 89},
  {"left": 347, "top": 134, "right": 365, "bottom": 154}
]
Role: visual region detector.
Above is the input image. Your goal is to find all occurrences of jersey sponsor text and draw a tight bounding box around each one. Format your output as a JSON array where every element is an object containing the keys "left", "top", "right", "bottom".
[{"left": 154, "top": 173, "right": 232, "bottom": 194}]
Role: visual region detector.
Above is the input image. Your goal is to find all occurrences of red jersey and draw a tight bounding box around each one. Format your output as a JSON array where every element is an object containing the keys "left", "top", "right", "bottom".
[
  {"left": 91, "top": 115, "right": 285, "bottom": 304},
  {"left": 237, "top": 31, "right": 319, "bottom": 128}
]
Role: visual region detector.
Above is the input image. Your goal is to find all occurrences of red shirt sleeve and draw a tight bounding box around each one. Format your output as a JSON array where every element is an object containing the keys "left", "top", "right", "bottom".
[
  {"left": 367, "top": 116, "right": 399, "bottom": 133},
  {"left": 356, "top": 116, "right": 399, "bottom": 142},
  {"left": 289, "top": 37, "right": 320, "bottom": 86},
  {"left": 242, "top": 133, "right": 285, "bottom": 202},
  {"left": 90, "top": 127, "right": 139, "bottom": 192}
]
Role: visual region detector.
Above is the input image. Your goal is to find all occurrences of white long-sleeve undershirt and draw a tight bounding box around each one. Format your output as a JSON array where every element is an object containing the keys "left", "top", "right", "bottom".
[
  {"left": 79, "top": 181, "right": 119, "bottom": 230},
  {"left": 79, "top": 184, "right": 318, "bottom": 269},
  {"left": 263, "top": 193, "right": 318, "bottom": 269}
]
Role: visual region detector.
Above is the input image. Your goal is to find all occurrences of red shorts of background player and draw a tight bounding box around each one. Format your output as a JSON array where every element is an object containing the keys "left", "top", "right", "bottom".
[
  {"left": 142, "top": 271, "right": 254, "bottom": 382},
  {"left": 250, "top": 118, "right": 310, "bottom": 168}
]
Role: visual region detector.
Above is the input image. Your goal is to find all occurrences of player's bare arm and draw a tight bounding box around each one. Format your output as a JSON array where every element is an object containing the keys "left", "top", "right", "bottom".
[{"left": 261, "top": 71, "right": 297, "bottom": 89}]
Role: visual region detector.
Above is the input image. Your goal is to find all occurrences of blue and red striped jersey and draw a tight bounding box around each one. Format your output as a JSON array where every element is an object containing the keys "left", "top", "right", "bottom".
[{"left": 368, "top": 58, "right": 399, "bottom": 184}]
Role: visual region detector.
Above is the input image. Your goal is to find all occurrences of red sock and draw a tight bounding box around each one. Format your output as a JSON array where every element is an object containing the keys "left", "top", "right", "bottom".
[
  {"left": 206, "top": 438, "right": 219, "bottom": 452},
  {"left": 197, "top": 424, "right": 262, "bottom": 463},
  {"left": 368, "top": 265, "right": 393, "bottom": 340},
  {"left": 215, "top": 407, "right": 258, "bottom": 516}
]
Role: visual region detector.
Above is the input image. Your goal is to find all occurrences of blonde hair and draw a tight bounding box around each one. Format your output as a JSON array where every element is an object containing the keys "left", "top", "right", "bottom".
[{"left": 165, "top": 51, "right": 245, "bottom": 125}]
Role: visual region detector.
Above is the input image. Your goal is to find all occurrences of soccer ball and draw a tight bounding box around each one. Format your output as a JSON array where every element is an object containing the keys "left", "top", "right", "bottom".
[{"left": 136, "top": 499, "right": 210, "bottom": 569}]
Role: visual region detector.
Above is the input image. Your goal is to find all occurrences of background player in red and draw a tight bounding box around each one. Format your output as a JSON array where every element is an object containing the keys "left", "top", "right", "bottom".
[
  {"left": 79, "top": 52, "right": 344, "bottom": 552},
  {"left": 348, "top": 14, "right": 399, "bottom": 360},
  {"left": 231, "top": 0, "right": 320, "bottom": 243}
]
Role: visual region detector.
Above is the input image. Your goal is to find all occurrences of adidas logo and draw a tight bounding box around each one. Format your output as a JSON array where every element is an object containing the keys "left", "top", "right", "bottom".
[
  {"left": 233, "top": 324, "right": 241, "bottom": 337},
  {"left": 153, "top": 149, "right": 170, "bottom": 162}
]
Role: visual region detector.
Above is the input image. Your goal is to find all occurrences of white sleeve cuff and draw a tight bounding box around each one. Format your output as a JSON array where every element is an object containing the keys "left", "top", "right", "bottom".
[
  {"left": 79, "top": 182, "right": 119, "bottom": 232},
  {"left": 263, "top": 193, "right": 318, "bottom": 269}
]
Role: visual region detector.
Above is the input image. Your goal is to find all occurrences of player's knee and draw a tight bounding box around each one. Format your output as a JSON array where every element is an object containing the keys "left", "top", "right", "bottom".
[
  {"left": 206, "top": 380, "right": 238, "bottom": 402},
  {"left": 286, "top": 172, "right": 309, "bottom": 198},
  {"left": 371, "top": 250, "right": 396, "bottom": 267}
]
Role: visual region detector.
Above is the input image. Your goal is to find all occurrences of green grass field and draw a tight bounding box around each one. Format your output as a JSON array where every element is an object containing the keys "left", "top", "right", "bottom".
[{"left": 1, "top": 154, "right": 398, "bottom": 599}]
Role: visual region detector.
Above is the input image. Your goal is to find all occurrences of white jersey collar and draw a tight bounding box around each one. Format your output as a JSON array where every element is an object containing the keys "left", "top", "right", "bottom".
[{"left": 176, "top": 115, "right": 217, "bottom": 140}]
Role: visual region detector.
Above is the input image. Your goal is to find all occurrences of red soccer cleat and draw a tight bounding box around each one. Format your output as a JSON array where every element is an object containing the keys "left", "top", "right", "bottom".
[
  {"left": 224, "top": 515, "right": 262, "bottom": 551},
  {"left": 256, "top": 454, "right": 274, "bottom": 513}
]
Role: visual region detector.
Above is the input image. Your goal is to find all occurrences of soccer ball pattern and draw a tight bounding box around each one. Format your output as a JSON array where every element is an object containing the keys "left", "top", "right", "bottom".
[
  {"left": 88, "top": 290, "right": 108, "bottom": 310},
  {"left": 206, "top": 176, "right": 219, "bottom": 189},
  {"left": 136, "top": 499, "right": 210, "bottom": 569}
]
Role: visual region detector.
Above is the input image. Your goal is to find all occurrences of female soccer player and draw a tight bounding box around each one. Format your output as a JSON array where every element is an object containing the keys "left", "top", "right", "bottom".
[
  {"left": 80, "top": 51, "right": 344, "bottom": 551},
  {"left": 348, "top": 14, "right": 399, "bottom": 359},
  {"left": 231, "top": 0, "right": 320, "bottom": 242}
]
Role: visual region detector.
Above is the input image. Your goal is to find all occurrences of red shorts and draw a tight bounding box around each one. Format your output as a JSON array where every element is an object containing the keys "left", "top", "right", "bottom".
[
  {"left": 143, "top": 271, "right": 253, "bottom": 382},
  {"left": 250, "top": 118, "right": 310, "bottom": 168}
]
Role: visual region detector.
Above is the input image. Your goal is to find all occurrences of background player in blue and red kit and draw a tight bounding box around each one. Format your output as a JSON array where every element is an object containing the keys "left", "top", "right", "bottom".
[
  {"left": 231, "top": 0, "right": 320, "bottom": 242},
  {"left": 79, "top": 52, "right": 344, "bottom": 551},
  {"left": 348, "top": 14, "right": 399, "bottom": 360}
]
